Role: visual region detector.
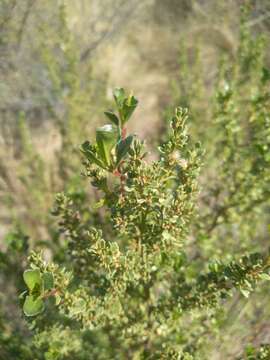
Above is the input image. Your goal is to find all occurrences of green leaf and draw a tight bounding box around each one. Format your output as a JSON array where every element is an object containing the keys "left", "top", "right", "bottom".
[
  {"left": 104, "top": 111, "right": 119, "bottom": 126},
  {"left": 93, "top": 198, "right": 105, "bottom": 209},
  {"left": 121, "top": 95, "right": 138, "bottom": 125},
  {"left": 23, "top": 269, "right": 42, "bottom": 293},
  {"left": 55, "top": 295, "right": 61, "bottom": 306},
  {"left": 240, "top": 288, "right": 250, "bottom": 298},
  {"left": 113, "top": 88, "right": 125, "bottom": 107},
  {"left": 96, "top": 125, "right": 118, "bottom": 167},
  {"left": 80, "top": 141, "right": 106, "bottom": 169},
  {"left": 23, "top": 295, "right": 44, "bottom": 316},
  {"left": 116, "top": 135, "right": 133, "bottom": 165},
  {"left": 42, "top": 272, "right": 54, "bottom": 291},
  {"left": 259, "top": 273, "right": 270, "bottom": 281},
  {"left": 112, "top": 88, "right": 138, "bottom": 126}
]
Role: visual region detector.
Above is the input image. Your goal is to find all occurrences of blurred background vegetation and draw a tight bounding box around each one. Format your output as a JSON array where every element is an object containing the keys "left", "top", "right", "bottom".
[{"left": 1, "top": 0, "right": 270, "bottom": 359}]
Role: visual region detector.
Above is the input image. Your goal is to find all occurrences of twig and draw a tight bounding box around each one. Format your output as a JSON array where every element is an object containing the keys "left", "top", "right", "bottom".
[
  {"left": 80, "top": 0, "right": 140, "bottom": 62},
  {"left": 17, "top": 0, "right": 36, "bottom": 49},
  {"left": 246, "top": 11, "right": 270, "bottom": 27}
]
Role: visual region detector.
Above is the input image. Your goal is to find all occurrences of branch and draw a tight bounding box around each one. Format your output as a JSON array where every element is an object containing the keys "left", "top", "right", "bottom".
[
  {"left": 246, "top": 11, "right": 270, "bottom": 27},
  {"left": 172, "top": 252, "right": 270, "bottom": 312},
  {"left": 17, "top": 0, "right": 36, "bottom": 49},
  {"left": 80, "top": 0, "right": 140, "bottom": 62}
]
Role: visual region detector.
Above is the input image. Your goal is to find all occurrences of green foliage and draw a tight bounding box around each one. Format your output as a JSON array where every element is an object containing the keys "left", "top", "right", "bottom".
[
  {"left": 0, "top": 3, "right": 270, "bottom": 359},
  {"left": 15, "top": 82, "right": 270, "bottom": 358},
  {"left": 81, "top": 89, "right": 138, "bottom": 172},
  {"left": 165, "top": 8, "right": 270, "bottom": 358},
  {"left": 23, "top": 295, "right": 44, "bottom": 317},
  {"left": 23, "top": 269, "right": 43, "bottom": 293},
  {"left": 241, "top": 344, "right": 270, "bottom": 360},
  {"left": 0, "top": 0, "right": 107, "bottom": 241},
  {"left": 22, "top": 269, "right": 54, "bottom": 316},
  {"left": 113, "top": 87, "right": 138, "bottom": 127}
]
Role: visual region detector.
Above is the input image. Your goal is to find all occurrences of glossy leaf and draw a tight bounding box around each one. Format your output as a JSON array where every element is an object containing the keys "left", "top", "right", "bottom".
[
  {"left": 23, "top": 295, "right": 44, "bottom": 316},
  {"left": 113, "top": 88, "right": 125, "bottom": 107},
  {"left": 113, "top": 88, "right": 138, "bottom": 126},
  {"left": 104, "top": 111, "right": 119, "bottom": 126},
  {"left": 116, "top": 135, "right": 133, "bottom": 165},
  {"left": 23, "top": 269, "right": 42, "bottom": 292},
  {"left": 96, "top": 125, "right": 118, "bottom": 167},
  {"left": 121, "top": 95, "right": 138, "bottom": 125},
  {"left": 80, "top": 141, "right": 106, "bottom": 169}
]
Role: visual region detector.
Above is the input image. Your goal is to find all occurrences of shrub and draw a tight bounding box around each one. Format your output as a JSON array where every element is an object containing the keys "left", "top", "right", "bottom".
[
  {"left": 0, "top": 5, "right": 269, "bottom": 359},
  {"left": 17, "top": 84, "right": 270, "bottom": 359}
]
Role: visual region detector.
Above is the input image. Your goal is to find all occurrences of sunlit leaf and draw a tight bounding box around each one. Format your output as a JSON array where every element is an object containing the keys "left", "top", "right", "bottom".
[
  {"left": 116, "top": 135, "right": 133, "bottom": 165},
  {"left": 96, "top": 125, "right": 118, "bottom": 167},
  {"left": 23, "top": 295, "right": 44, "bottom": 317},
  {"left": 23, "top": 269, "right": 42, "bottom": 292},
  {"left": 121, "top": 95, "right": 138, "bottom": 125},
  {"left": 80, "top": 141, "right": 106, "bottom": 169},
  {"left": 113, "top": 88, "right": 125, "bottom": 107}
]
